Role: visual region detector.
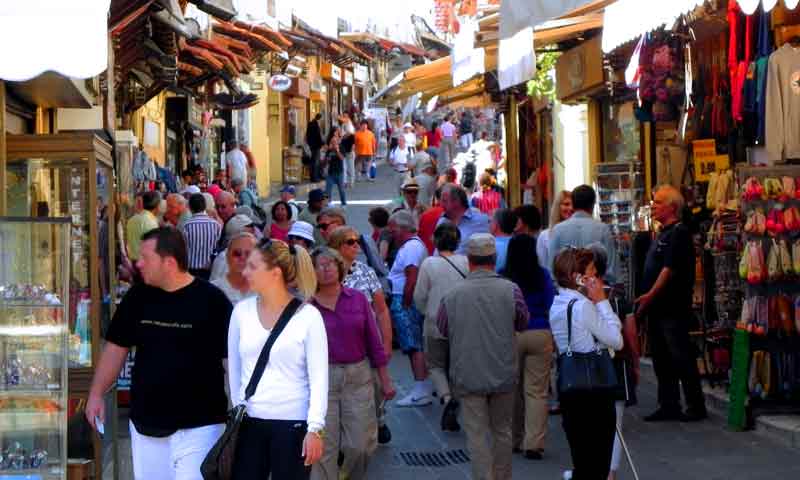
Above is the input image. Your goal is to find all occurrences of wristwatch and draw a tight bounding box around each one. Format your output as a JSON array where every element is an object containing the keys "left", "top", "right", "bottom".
[{"left": 308, "top": 426, "right": 326, "bottom": 439}]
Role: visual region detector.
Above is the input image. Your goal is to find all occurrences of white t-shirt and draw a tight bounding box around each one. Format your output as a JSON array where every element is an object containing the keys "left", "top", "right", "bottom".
[
  {"left": 388, "top": 237, "right": 428, "bottom": 295},
  {"left": 390, "top": 147, "right": 410, "bottom": 171},
  {"left": 404, "top": 132, "right": 417, "bottom": 148},
  {"left": 227, "top": 298, "right": 329, "bottom": 431},
  {"left": 227, "top": 148, "right": 248, "bottom": 184}
]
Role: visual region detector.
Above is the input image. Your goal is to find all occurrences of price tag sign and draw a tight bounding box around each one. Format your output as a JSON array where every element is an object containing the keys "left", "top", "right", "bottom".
[{"left": 692, "top": 139, "right": 728, "bottom": 181}]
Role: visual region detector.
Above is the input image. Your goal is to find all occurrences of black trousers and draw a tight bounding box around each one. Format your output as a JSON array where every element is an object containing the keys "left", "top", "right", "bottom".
[
  {"left": 561, "top": 391, "right": 616, "bottom": 480},
  {"left": 310, "top": 148, "right": 322, "bottom": 182},
  {"left": 649, "top": 314, "right": 705, "bottom": 412},
  {"left": 232, "top": 417, "right": 310, "bottom": 479}
]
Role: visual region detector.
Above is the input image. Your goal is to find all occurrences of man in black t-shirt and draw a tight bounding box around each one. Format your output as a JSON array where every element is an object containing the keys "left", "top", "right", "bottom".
[
  {"left": 636, "top": 186, "right": 707, "bottom": 423},
  {"left": 86, "top": 227, "right": 233, "bottom": 479}
]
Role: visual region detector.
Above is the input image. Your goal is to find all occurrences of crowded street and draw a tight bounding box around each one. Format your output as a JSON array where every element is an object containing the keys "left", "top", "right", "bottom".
[{"left": 5, "top": 1, "right": 800, "bottom": 480}]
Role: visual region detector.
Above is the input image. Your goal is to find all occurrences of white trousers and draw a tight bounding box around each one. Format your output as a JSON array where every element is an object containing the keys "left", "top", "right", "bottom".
[
  {"left": 130, "top": 420, "right": 225, "bottom": 480},
  {"left": 460, "top": 133, "right": 473, "bottom": 150},
  {"left": 343, "top": 152, "right": 356, "bottom": 185},
  {"left": 610, "top": 401, "right": 625, "bottom": 471}
]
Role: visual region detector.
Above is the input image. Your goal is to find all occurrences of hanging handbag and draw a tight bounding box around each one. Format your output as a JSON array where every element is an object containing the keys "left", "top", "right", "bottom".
[
  {"left": 201, "top": 297, "right": 303, "bottom": 480},
  {"left": 556, "top": 299, "right": 620, "bottom": 396}
]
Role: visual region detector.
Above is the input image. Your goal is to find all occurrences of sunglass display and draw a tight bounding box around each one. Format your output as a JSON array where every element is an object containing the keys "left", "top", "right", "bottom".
[
  {"left": 0, "top": 284, "right": 61, "bottom": 305},
  {"left": 0, "top": 442, "right": 48, "bottom": 470}
]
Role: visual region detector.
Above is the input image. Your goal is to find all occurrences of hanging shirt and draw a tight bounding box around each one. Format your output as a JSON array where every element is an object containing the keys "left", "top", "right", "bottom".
[{"left": 766, "top": 44, "right": 800, "bottom": 162}]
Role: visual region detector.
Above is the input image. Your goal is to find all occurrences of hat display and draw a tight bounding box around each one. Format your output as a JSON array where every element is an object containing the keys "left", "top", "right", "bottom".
[
  {"left": 288, "top": 221, "right": 315, "bottom": 243},
  {"left": 466, "top": 233, "right": 497, "bottom": 257},
  {"left": 225, "top": 214, "right": 254, "bottom": 237},
  {"left": 281, "top": 184, "right": 296, "bottom": 195},
  {"left": 308, "top": 188, "right": 326, "bottom": 203}
]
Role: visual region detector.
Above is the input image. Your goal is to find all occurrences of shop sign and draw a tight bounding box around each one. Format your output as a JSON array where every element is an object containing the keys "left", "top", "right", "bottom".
[
  {"left": 269, "top": 74, "right": 292, "bottom": 92},
  {"left": 692, "top": 139, "right": 729, "bottom": 181},
  {"left": 343, "top": 69, "right": 354, "bottom": 86},
  {"left": 321, "top": 63, "right": 342, "bottom": 83},
  {"left": 556, "top": 36, "right": 604, "bottom": 103},
  {"left": 287, "top": 77, "right": 310, "bottom": 99},
  {"left": 354, "top": 64, "right": 369, "bottom": 85}
]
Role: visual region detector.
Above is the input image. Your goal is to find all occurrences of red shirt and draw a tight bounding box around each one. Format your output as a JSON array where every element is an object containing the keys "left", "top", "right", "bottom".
[
  {"left": 426, "top": 129, "right": 442, "bottom": 148},
  {"left": 418, "top": 206, "right": 445, "bottom": 255}
]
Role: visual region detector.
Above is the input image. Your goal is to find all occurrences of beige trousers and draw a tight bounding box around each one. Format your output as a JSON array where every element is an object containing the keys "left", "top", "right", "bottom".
[
  {"left": 311, "top": 360, "right": 376, "bottom": 480},
  {"left": 512, "top": 329, "right": 554, "bottom": 452},
  {"left": 460, "top": 391, "right": 514, "bottom": 480},
  {"left": 425, "top": 336, "right": 451, "bottom": 399}
]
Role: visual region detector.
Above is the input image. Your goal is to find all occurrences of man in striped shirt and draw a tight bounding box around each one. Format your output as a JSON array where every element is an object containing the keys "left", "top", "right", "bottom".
[{"left": 181, "top": 193, "right": 222, "bottom": 280}]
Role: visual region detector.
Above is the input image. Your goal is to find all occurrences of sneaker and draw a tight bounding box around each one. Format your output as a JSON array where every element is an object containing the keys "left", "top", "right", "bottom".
[
  {"left": 562, "top": 470, "right": 573, "bottom": 480},
  {"left": 441, "top": 398, "right": 460, "bottom": 432},
  {"left": 396, "top": 390, "right": 433, "bottom": 407},
  {"left": 644, "top": 408, "right": 686, "bottom": 422},
  {"left": 378, "top": 424, "right": 392, "bottom": 444}
]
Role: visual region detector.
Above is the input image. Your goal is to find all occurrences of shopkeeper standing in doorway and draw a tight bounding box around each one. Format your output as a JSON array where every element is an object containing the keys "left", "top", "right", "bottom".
[{"left": 636, "top": 185, "right": 707, "bottom": 423}]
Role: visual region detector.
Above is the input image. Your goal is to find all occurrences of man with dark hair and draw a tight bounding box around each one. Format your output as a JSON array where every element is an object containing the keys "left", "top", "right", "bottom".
[
  {"left": 126, "top": 191, "right": 161, "bottom": 263},
  {"left": 513, "top": 205, "right": 542, "bottom": 237},
  {"left": 548, "top": 184, "right": 617, "bottom": 283},
  {"left": 86, "top": 227, "right": 232, "bottom": 480},
  {"left": 438, "top": 233, "right": 529, "bottom": 480},
  {"left": 306, "top": 113, "right": 325, "bottom": 182},
  {"left": 182, "top": 193, "right": 222, "bottom": 280},
  {"left": 491, "top": 208, "right": 517, "bottom": 272},
  {"left": 436, "top": 184, "right": 490, "bottom": 254},
  {"left": 299, "top": 188, "right": 328, "bottom": 245}
]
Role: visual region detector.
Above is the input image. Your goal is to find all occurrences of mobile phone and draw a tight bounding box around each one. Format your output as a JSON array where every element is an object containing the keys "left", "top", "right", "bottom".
[{"left": 95, "top": 416, "right": 105, "bottom": 438}]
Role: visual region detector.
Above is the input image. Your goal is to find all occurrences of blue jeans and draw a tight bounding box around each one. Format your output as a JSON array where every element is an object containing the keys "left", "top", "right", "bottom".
[{"left": 325, "top": 172, "right": 347, "bottom": 205}]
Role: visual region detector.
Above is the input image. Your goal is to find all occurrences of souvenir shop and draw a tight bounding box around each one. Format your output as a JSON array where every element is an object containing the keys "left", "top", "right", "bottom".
[{"left": 597, "top": 0, "right": 800, "bottom": 430}]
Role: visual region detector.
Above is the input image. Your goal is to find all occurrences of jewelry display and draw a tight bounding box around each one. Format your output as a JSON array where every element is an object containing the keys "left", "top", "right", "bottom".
[
  {"left": 1, "top": 355, "right": 58, "bottom": 389},
  {"left": 0, "top": 443, "right": 48, "bottom": 470},
  {"left": 0, "top": 284, "right": 61, "bottom": 305}
]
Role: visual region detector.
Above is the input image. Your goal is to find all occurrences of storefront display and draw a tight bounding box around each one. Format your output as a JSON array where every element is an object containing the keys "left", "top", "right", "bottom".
[
  {"left": 0, "top": 217, "right": 70, "bottom": 479},
  {"left": 2, "top": 132, "right": 119, "bottom": 479}
]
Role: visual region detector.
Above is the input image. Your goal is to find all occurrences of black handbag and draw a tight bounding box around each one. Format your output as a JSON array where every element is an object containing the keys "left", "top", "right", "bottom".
[
  {"left": 201, "top": 297, "right": 303, "bottom": 480},
  {"left": 556, "top": 299, "right": 620, "bottom": 396}
]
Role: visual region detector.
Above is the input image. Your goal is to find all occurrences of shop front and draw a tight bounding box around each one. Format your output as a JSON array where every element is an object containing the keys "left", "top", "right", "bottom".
[{"left": 320, "top": 62, "right": 342, "bottom": 128}]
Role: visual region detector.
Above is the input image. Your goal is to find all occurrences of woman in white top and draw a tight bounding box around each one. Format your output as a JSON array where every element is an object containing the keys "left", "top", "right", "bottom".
[
  {"left": 212, "top": 232, "right": 256, "bottom": 304},
  {"left": 228, "top": 239, "right": 328, "bottom": 479},
  {"left": 536, "top": 190, "right": 573, "bottom": 269},
  {"left": 413, "top": 223, "right": 468, "bottom": 432},
  {"left": 549, "top": 247, "right": 622, "bottom": 480}
]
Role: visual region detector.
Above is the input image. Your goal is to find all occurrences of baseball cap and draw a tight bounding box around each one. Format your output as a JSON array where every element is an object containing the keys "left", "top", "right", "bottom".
[
  {"left": 403, "top": 122, "right": 413, "bottom": 129},
  {"left": 308, "top": 188, "right": 326, "bottom": 203},
  {"left": 288, "top": 221, "right": 315, "bottom": 244},
  {"left": 281, "top": 184, "right": 296, "bottom": 195},
  {"left": 466, "top": 233, "right": 497, "bottom": 257},
  {"left": 225, "top": 214, "right": 254, "bottom": 238},
  {"left": 184, "top": 185, "right": 201, "bottom": 195}
]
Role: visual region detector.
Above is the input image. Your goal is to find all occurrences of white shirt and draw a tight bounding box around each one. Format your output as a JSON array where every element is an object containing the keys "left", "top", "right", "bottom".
[
  {"left": 440, "top": 121, "right": 456, "bottom": 138},
  {"left": 227, "top": 298, "right": 329, "bottom": 431},
  {"left": 536, "top": 229, "right": 550, "bottom": 269},
  {"left": 390, "top": 147, "right": 410, "bottom": 171},
  {"left": 550, "top": 288, "right": 623, "bottom": 354},
  {"left": 403, "top": 132, "right": 417, "bottom": 148},
  {"left": 212, "top": 275, "right": 254, "bottom": 304},
  {"left": 388, "top": 237, "right": 428, "bottom": 295},
  {"left": 227, "top": 148, "right": 248, "bottom": 184}
]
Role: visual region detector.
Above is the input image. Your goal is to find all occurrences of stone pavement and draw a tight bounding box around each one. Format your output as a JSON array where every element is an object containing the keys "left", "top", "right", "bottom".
[{"left": 108, "top": 163, "right": 800, "bottom": 479}]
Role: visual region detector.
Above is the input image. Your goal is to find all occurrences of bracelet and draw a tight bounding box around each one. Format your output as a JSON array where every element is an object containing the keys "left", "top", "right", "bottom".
[{"left": 308, "top": 429, "right": 326, "bottom": 440}]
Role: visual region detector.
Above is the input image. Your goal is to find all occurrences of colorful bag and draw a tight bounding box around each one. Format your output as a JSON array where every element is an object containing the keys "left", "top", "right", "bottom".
[
  {"left": 784, "top": 206, "right": 800, "bottom": 232},
  {"left": 766, "top": 208, "right": 786, "bottom": 236},
  {"left": 781, "top": 176, "right": 796, "bottom": 202}
]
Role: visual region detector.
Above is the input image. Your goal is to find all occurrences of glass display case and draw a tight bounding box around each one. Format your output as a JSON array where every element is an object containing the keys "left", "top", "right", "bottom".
[
  {"left": 2, "top": 132, "right": 119, "bottom": 480},
  {"left": 0, "top": 217, "right": 70, "bottom": 479}
]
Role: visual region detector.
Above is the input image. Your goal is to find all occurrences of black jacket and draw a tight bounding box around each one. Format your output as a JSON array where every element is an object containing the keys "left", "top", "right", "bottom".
[{"left": 306, "top": 120, "right": 324, "bottom": 149}]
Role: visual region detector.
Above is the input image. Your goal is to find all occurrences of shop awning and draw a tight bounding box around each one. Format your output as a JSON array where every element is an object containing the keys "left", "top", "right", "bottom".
[
  {"left": 0, "top": 0, "right": 111, "bottom": 81},
  {"left": 602, "top": 0, "right": 705, "bottom": 53}
]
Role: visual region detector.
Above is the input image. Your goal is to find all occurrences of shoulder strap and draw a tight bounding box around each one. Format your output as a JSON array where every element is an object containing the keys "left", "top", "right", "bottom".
[
  {"left": 440, "top": 255, "right": 467, "bottom": 279},
  {"left": 566, "top": 298, "right": 578, "bottom": 354},
  {"left": 244, "top": 297, "right": 303, "bottom": 401}
]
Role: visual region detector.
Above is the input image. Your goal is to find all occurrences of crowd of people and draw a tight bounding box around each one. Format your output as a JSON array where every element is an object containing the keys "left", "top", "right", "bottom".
[{"left": 87, "top": 115, "right": 706, "bottom": 480}]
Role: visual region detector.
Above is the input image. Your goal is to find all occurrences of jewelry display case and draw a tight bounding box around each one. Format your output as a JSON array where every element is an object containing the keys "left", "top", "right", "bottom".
[
  {"left": 0, "top": 217, "right": 70, "bottom": 479},
  {"left": 2, "top": 132, "right": 119, "bottom": 480}
]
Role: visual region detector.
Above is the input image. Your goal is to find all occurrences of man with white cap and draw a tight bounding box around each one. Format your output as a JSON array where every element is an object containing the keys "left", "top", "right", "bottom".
[
  {"left": 437, "top": 233, "right": 529, "bottom": 480},
  {"left": 389, "top": 136, "right": 411, "bottom": 195}
]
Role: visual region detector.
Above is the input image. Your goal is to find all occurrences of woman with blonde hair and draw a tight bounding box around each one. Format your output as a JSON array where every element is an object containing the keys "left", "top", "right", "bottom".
[
  {"left": 228, "top": 239, "right": 328, "bottom": 479},
  {"left": 536, "top": 190, "right": 573, "bottom": 269}
]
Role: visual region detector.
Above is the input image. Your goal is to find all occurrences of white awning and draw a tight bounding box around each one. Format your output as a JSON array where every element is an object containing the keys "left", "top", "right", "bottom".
[
  {"left": 0, "top": 0, "right": 111, "bottom": 81},
  {"left": 602, "top": 0, "right": 706, "bottom": 53}
]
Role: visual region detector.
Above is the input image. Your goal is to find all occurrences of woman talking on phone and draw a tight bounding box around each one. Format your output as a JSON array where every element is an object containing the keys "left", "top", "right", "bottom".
[
  {"left": 228, "top": 239, "right": 329, "bottom": 479},
  {"left": 550, "top": 247, "right": 622, "bottom": 480}
]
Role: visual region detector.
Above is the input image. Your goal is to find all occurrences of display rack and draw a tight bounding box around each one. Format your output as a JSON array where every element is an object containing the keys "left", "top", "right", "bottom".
[
  {"left": 0, "top": 217, "right": 70, "bottom": 479},
  {"left": 2, "top": 132, "right": 119, "bottom": 479}
]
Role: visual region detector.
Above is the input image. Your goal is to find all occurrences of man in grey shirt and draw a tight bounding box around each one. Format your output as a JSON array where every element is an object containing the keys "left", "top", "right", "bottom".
[{"left": 547, "top": 185, "right": 617, "bottom": 284}]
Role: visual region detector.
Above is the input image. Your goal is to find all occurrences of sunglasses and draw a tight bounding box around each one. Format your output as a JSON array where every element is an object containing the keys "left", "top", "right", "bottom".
[
  {"left": 231, "top": 249, "right": 251, "bottom": 258},
  {"left": 343, "top": 238, "right": 359, "bottom": 246},
  {"left": 317, "top": 223, "right": 330, "bottom": 230}
]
